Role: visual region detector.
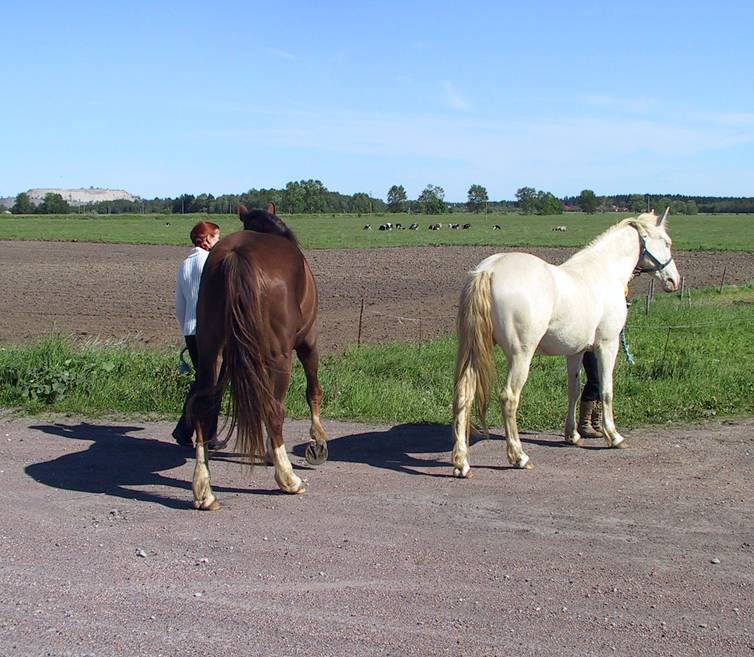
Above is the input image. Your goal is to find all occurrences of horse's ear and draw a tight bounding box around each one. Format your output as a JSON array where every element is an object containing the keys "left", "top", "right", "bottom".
[
  {"left": 238, "top": 203, "right": 248, "bottom": 221},
  {"left": 266, "top": 201, "right": 276, "bottom": 216},
  {"left": 658, "top": 206, "right": 670, "bottom": 226}
]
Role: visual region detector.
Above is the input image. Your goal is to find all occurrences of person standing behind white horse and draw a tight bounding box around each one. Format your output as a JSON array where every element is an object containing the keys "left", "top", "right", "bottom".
[{"left": 172, "top": 220, "right": 220, "bottom": 447}]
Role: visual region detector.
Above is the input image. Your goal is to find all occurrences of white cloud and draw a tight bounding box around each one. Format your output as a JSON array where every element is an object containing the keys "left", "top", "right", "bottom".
[
  {"left": 187, "top": 102, "right": 754, "bottom": 198},
  {"left": 442, "top": 81, "right": 471, "bottom": 111},
  {"left": 265, "top": 47, "right": 296, "bottom": 61}
]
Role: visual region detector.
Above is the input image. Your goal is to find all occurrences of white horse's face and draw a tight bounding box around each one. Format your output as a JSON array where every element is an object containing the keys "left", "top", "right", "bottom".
[{"left": 642, "top": 214, "right": 680, "bottom": 292}]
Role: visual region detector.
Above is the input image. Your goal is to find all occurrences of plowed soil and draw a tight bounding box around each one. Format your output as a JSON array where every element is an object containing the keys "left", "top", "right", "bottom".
[{"left": 1, "top": 241, "right": 752, "bottom": 352}]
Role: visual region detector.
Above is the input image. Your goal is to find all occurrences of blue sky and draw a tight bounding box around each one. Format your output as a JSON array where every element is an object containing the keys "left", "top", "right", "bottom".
[{"left": 2, "top": 1, "right": 753, "bottom": 201}]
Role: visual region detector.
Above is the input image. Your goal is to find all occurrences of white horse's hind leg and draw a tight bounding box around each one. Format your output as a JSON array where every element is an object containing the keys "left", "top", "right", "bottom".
[
  {"left": 451, "top": 367, "right": 477, "bottom": 477},
  {"left": 564, "top": 353, "right": 584, "bottom": 444},
  {"left": 500, "top": 352, "right": 533, "bottom": 469},
  {"left": 595, "top": 340, "right": 625, "bottom": 448}
]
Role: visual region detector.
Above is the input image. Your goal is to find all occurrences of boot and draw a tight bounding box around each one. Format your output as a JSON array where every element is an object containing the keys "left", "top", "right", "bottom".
[
  {"left": 578, "top": 400, "right": 602, "bottom": 439},
  {"left": 590, "top": 401, "right": 604, "bottom": 437}
]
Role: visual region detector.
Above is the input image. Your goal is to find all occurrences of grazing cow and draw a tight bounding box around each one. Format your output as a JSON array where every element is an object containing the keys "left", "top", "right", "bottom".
[
  {"left": 463, "top": 223, "right": 471, "bottom": 229},
  {"left": 552, "top": 225, "right": 568, "bottom": 232},
  {"left": 428, "top": 223, "right": 441, "bottom": 230},
  {"left": 492, "top": 224, "right": 502, "bottom": 230},
  {"left": 450, "top": 223, "right": 460, "bottom": 230},
  {"left": 379, "top": 222, "right": 393, "bottom": 231},
  {"left": 363, "top": 224, "right": 372, "bottom": 230},
  {"left": 409, "top": 223, "right": 419, "bottom": 230},
  {"left": 395, "top": 223, "right": 403, "bottom": 230}
]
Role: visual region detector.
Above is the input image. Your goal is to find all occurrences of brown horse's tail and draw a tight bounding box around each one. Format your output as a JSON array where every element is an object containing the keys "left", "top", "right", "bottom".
[
  {"left": 452, "top": 268, "right": 496, "bottom": 440},
  {"left": 221, "top": 249, "right": 273, "bottom": 464}
]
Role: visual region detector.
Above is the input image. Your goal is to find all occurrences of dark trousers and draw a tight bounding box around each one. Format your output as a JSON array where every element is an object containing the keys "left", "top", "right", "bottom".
[
  {"left": 173, "top": 335, "right": 221, "bottom": 442},
  {"left": 581, "top": 351, "right": 601, "bottom": 402}
]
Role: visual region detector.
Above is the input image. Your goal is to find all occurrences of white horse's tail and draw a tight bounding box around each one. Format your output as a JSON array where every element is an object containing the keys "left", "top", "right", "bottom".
[{"left": 453, "top": 267, "right": 496, "bottom": 438}]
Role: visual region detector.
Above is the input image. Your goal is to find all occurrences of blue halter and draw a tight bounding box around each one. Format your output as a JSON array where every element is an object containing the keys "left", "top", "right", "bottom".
[{"left": 632, "top": 226, "right": 673, "bottom": 275}]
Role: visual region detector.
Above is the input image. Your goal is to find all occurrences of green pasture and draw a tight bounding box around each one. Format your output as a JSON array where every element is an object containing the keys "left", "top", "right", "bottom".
[
  {"left": 2, "top": 211, "right": 752, "bottom": 251},
  {"left": 1, "top": 285, "right": 751, "bottom": 430}
]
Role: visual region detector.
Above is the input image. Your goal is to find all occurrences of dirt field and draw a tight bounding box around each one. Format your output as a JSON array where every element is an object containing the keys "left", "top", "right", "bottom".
[
  {"left": 1, "top": 240, "right": 752, "bottom": 353},
  {"left": 0, "top": 414, "right": 751, "bottom": 656}
]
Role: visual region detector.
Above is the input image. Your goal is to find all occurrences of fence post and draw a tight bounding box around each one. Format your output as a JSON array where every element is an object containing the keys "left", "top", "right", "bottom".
[
  {"left": 357, "top": 297, "right": 365, "bottom": 347},
  {"left": 719, "top": 266, "right": 727, "bottom": 293}
]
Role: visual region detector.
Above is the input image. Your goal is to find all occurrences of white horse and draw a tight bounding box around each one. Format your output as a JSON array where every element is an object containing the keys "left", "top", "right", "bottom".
[{"left": 451, "top": 209, "right": 679, "bottom": 477}]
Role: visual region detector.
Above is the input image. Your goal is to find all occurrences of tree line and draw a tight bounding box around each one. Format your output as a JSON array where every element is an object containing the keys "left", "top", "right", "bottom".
[{"left": 8, "top": 184, "right": 754, "bottom": 216}]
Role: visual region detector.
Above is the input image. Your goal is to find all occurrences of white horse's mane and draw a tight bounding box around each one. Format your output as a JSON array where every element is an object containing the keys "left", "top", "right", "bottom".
[{"left": 582, "top": 211, "right": 667, "bottom": 252}]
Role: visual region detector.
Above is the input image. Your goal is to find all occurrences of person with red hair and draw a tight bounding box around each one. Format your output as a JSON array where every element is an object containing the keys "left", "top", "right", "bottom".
[{"left": 172, "top": 220, "right": 220, "bottom": 446}]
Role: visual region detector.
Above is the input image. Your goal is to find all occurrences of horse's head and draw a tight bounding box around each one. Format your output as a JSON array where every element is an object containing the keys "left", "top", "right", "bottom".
[
  {"left": 632, "top": 208, "right": 680, "bottom": 292},
  {"left": 238, "top": 202, "right": 297, "bottom": 244}
]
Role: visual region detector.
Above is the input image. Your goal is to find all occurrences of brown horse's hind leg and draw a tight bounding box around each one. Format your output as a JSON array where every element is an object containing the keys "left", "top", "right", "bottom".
[
  {"left": 193, "top": 423, "right": 220, "bottom": 511},
  {"left": 267, "top": 354, "right": 305, "bottom": 494},
  {"left": 191, "top": 339, "right": 224, "bottom": 510},
  {"left": 296, "top": 335, "right": 328, "bottom": 465}
]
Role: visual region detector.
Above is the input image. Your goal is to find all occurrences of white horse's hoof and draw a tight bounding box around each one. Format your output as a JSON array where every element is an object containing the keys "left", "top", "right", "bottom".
[
  {"left": 564, "top": 433, "right": 582, "bottom": 446},
  {"left": 453, "top": 462, "right": 471, "bottom": 478},
  {"left": 608, "top": 434, "right": 626, "bottom": 449},
  {"left": 193, "top": 495, "right": 220, "bottom": 511},
  {"left": 514, "top": 454, "right": 532, "bottom": 469}
]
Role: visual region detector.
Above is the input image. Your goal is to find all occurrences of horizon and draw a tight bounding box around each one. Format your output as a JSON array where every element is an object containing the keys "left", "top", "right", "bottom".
[{"left": 2, "top": 1, "right": 753, "bottom": 202}]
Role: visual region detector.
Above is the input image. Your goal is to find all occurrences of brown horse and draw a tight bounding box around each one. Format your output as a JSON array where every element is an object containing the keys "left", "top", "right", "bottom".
[{"left": 187, "top": 204, "right": 327, "bottom": 510}]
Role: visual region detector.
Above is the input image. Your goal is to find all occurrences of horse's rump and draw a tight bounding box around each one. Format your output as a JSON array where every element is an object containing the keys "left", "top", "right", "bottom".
[{"left": 192, "top": 231, "right": 312, "bottom": 461}]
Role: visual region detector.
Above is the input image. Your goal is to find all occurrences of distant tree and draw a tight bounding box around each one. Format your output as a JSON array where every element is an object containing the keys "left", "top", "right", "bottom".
[
  {"left": 670, "top": 199, "right": 687, "bottom": 215},
  {"left": 172, "top": 194, "right": 195, "bottom": 214},
  {"left": 685, "top": 199, "right": 699, "bottom": 215},
  {"left": 192, "top": 193, "right": 214, "bottom": 213},
  {"left": 418, "top": 184, "right": 446, "bottom": 214},
  {"left": 467, "top": 184, "right": 489, "bottom": 213},
  {"left": 578, "top": 189, "right": 598, "bottom": 214},
  {"left": 387, "top": 185, "right": 407, "bottom": 213},
  {"left": 283, "top": 181, "right": 305, "bottom": 213},
  {"left": 36, "top": 192, "right": 70, "bottom": 214},
  {"left": 351, "top": 192, "right": 371, "bottom": 214},
  {"left": 657, "top": 197, "right": 672, "bottom": 214},
  {"left": 11, "top": 192, "right": 34, "bottom": 214},
  {"left": 301, "top": 179, "right": 327, "bottom": 213},
  {"left": 515, "top": 187, "right": 537, "bottom": 214},
  {"left": 629, "top": 194, "right": 647, "bottom": 213},
  {"left": 536, "top": 191, "right": 564, "bottom": 215}
]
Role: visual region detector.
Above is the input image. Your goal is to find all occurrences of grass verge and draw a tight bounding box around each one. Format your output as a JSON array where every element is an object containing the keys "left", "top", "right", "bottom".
[{"left": 1, "top": 285, "right": 751, "bottom": 429}]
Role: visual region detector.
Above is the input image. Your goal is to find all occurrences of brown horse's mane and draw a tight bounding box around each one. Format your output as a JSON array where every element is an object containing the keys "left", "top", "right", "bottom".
[{"left": 239, "top": 202, "right": 298, "bottom": 245}]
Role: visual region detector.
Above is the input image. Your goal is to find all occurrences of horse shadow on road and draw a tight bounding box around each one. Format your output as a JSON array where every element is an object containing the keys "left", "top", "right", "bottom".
[
  {"left": 25, "top": 422, "right": 264, "bottom": 509},
  {"left": 297, "top": 423, "right": 588, "bottom": 477},
  {"left": 293, "top": 422, "right": 494, "bottom": 478}
]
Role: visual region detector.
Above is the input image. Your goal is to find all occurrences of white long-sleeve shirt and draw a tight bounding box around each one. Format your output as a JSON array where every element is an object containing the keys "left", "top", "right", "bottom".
[{"left": 175, "top": 247, "right": 210, "bottom": 336}]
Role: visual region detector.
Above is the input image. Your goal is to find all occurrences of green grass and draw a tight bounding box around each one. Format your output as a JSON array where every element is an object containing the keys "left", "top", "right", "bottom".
[
  {"left": 2, "top": 211, "right": 753, "bottom": 250},
  {"left": 1, "top": 285, "right": 751, "bottom": 429}
]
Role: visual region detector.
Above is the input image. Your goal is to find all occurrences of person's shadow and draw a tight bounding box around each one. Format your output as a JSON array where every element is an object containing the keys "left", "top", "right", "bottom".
[{"left": 25, "top": 422, "right": 265, "bottom": 509}]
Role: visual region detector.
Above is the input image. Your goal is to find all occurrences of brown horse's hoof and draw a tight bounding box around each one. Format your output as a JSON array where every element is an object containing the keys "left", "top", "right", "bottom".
[{"left": 305, "top": 441, "right": 328, "bottom": 465}]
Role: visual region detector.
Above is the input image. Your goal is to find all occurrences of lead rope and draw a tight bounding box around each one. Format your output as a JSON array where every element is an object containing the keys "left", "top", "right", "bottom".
[{"left": 620, "top": 327, "right": 635, "bottom": 365}]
